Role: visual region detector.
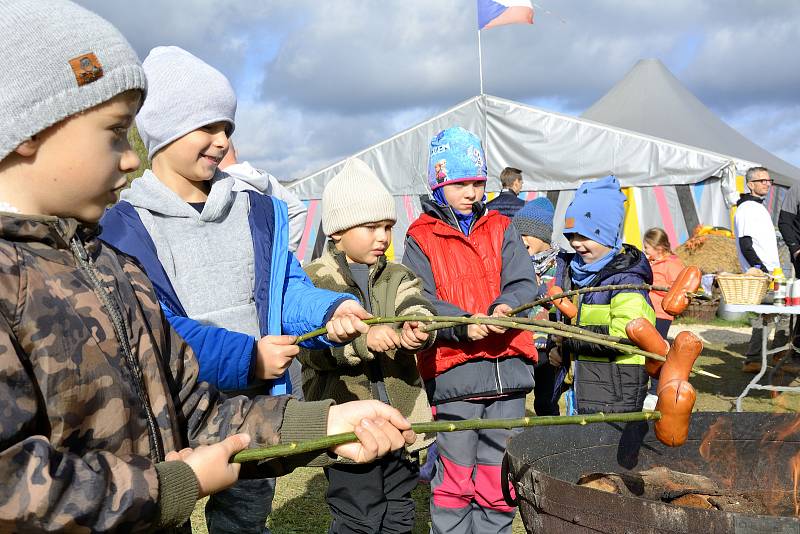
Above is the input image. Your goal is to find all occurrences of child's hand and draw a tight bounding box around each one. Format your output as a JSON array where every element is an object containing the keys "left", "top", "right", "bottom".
[
  {"left": 165, "top": 447, "right": 193, "bottom": 462},
  {"left": 327, "top": 400, "right": 415, "bottom": 463},
  {"left": 254, "top": 335, "right": 299, "bottom": 379},
  {"left": 399, "top": 321, "right": 429, "bottom": 351},
  {"left": 327, "top": 300, "right": 372, "bottom": 343},
  {"left": 181, "top": 433, "right": 251, "bottom": 498},
  {"left": 548, "top": 346, "right": 563, "bottom": 367},
  {"left": 488, "top": 303, "right": 513, "bottom": 334},
  {"left": 366, "top": 325, "right": 402, "bottom": 352},
  {"left": 467, "top": 313, "right": 490, "bottom": 340}
]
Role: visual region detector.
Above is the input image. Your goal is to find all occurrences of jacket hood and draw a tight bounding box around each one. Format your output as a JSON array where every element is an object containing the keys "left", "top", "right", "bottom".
[
  {"left": 560, "top": 243, "right": 653, "bottom": 286},
  {"left": 737, "top": 193, "right": 765, "bottom": 207},
  {"left": 595, "top": 244, "right": 653, "bottom": 284},
  {"left": 120, "top": 169, "right": 237, "bottom": 221},
  {"left": 420, "top": 196, "right": 486, "bottom": 230},
  {"left": 0, "top": 213, "right": 98, "bottom": 250}
]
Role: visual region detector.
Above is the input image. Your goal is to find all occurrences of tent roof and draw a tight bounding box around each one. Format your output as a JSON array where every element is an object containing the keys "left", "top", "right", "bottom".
[
  {"left": 291, "top": 94, "right": 754, "bottom": 200},
  {"left": 582, "top": 58, "right": 800, "bottom": 186}
]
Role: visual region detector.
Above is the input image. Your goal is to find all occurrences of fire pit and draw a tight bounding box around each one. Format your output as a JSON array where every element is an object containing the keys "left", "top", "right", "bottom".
[{"left": 505, "top": 412, "right": 800, "bottom": 533}]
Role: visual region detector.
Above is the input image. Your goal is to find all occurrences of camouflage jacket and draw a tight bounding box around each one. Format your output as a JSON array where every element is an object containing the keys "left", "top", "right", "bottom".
[
  {"left": 299, "top": 243, "right": 435, "bottom": 452},
  {"left": 0, "top": 214, "right": 331, "bottom": 533}
]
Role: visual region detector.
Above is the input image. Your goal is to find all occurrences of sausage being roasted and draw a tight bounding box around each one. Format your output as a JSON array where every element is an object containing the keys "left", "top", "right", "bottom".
[
  {"left": 547, "top": 285, "right": 578, "bottom": 319},
  {"left": 661, "top": 266, "right": 702, "bottom": 317},
  {"left": 654, "top": 379, "right": 696, "bottom": 447},
  {"left": 625, "top": 318, "right": 669, "bottom": 378}
]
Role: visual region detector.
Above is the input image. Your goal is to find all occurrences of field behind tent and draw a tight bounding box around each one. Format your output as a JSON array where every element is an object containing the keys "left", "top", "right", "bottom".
[{"left": 190, "top": 321, "right": 800, "bottom": 533}]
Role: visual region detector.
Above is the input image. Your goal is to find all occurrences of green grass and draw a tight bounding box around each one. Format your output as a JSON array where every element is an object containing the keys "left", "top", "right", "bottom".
[
  {"left": 189, "top": 323, "right": 799, "bottom": 533},
  {"left": 673, "top": 313, "right": 754, "bottom": 328}
]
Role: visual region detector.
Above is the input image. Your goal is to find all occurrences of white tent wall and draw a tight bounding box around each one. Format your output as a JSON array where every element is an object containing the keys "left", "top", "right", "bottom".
[{"left": 290, "top": 95, "right": 759, "bottom": 264}]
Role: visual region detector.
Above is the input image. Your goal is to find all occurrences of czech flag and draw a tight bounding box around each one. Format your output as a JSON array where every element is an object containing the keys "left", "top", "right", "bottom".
[{"left": 477, "top": 0, "right": 534, "bottom": 30}]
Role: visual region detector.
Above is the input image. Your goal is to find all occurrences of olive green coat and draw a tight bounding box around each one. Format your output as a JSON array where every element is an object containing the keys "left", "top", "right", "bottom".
[{"left": 300, "top": 243, "right": 435, "bottom": 451}]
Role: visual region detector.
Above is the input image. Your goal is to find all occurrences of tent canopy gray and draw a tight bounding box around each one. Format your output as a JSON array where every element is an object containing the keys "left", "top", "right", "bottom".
[{"left": 582, "top": 58, "right": 800, "bottom": 187}]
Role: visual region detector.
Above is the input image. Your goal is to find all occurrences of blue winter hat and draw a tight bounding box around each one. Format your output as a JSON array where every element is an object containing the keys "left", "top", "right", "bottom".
[
  {"left": 427, "top": 126, "right": 487, "bottom": 190},
  {"left": 513, "top": 197, "right": 555, "bottom": 242},
  {"left": 564, "top": 175, "right": 626, "bottom": 248}
]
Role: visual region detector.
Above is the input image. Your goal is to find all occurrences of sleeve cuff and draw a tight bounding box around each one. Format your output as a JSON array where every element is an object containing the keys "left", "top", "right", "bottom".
[
  {"left": 155, "top": 461, "right": 199, "bottom": 529},
  {"left": 280, "top": 399, "right": 334, "bottom": 444}
]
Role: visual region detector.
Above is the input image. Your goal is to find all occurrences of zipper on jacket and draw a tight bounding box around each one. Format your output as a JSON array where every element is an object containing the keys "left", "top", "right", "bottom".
[
  {"left": 495, "top": 358, "right": 504, "bottom": 395},
  {"left": 69, "top": 236, "right": 165, "bottom": 462}
]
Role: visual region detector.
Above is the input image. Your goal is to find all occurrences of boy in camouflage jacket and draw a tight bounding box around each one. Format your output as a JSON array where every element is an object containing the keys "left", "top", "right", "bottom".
[
  {"left": 0, "top": 2, "right": 414, "bottom": 532},
  {"left": 299, "top": 158, "right": 435, "bottom": 534}
]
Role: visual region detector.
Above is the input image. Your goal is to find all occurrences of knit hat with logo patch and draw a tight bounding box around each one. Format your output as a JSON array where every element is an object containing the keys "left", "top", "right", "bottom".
[
  {"left": 0, "top": 0, "right": 146, "bottom": 163},
  {"left": 564, "top": 175, "right": 626, "bottom": 248},
  {"left": 322, "top": 158, "right": 397, "bottom": 236},
  {"left": 513, "top": 197, "right": 555, "bottom": 243},
  {"left": 137, "top": 46, "right": 236, "bottom": 159},
  {"left": 427, "top": 126, "right": 487, "bottom": 191}
]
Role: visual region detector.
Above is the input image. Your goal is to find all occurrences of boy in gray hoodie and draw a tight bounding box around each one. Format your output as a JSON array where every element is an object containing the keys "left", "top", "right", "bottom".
[{"left": 100, "top": 46, "right": 373, "bottom": 534}]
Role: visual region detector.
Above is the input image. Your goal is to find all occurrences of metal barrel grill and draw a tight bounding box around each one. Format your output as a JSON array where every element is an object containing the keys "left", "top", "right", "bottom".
[{"left": 504, "top": 412, "right": 800, "bottom": 533}]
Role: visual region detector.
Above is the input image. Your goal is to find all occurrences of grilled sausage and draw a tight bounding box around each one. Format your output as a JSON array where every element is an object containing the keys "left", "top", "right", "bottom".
[
  {"left": 661, "top": 266, "right": 702, "bottom": 317},
  {"left": 625, "top": 318, "right": 669, "bottom": 378},
  {"left": 654, "top": 379, "right": 696, "bottom": 447},
  {"left": 548, "top": 285, "right": 578, "bottom": 319},
  {"left": 657, "top": 331, "right": 702, "bottom": 393}
]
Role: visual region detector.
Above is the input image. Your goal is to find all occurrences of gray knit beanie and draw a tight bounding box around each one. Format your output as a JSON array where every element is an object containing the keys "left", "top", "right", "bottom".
[
  {"left": 513, "top": 197, "right": 555, "bottom": 243},
  {"left": 137, "top": 46, "right": 236, "bottom": 159},
  {"left": 322, "top": 158, "right": 396, "bottom": 235},
  {"left": 0, "top": 0, "right": 146, "bottom": 163}
]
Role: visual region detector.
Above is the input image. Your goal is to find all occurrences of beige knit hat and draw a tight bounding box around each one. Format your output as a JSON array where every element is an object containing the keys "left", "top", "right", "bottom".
[{"left": 322, "top": 158, "right": 396, "bottom": 235}]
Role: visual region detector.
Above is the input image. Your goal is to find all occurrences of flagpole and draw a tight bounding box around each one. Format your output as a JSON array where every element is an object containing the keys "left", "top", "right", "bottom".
[{"left": 477, "top": 28, "right": 484, "bottom": 95}]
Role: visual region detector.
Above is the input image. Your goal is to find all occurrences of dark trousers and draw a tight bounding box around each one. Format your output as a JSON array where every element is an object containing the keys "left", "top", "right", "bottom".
[
  {"left": 324, "top": 450, "right": 419, "bottom": 534},
  {"left": 648, "top": 318, "right": 672, "bottom": 395},
  {"left": 205, "top": 476, "right": 275, "bottom": 534},
  {"left": 533, "top": 361, "right": 560, "bottom": 416}
]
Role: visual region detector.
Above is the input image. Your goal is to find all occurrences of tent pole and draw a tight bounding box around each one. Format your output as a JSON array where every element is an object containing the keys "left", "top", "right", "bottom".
[{"left": 477, "top": 29, "right": 484, "bottom": 95}]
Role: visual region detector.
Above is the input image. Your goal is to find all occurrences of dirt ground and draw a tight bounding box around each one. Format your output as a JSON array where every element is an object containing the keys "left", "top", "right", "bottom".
[{"left": 190, "top": 322, "right": 800, "bottom": 533}]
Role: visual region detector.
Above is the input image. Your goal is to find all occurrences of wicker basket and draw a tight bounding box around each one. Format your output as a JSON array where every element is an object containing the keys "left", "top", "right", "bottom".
[{"left": 716, "top": 274, "right": 770, "bottom": 305}]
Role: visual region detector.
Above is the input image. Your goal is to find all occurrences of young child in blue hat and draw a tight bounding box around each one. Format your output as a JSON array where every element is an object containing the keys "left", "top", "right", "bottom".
[
  {"left": 512, "top": 197, "right": 564, "bottom": 416},
  {"left": 549, "top": 175, "right": 656, "bottom": 414},
  {"left": 403, "top": 126, "right": 539, "bottom": 534}
]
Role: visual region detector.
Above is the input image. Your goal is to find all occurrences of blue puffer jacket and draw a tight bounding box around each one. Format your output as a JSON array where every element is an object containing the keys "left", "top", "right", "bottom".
[{"left": 99, "top": 191, "right": 351, "bottom": 394}]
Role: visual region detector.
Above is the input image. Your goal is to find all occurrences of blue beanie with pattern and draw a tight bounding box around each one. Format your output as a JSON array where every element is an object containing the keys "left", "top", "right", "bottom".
[
  {"left": 427, "top": 126, "right": 487, "bottom": 191},
  {"left": 513, "top": 197, "right": 555, "bottom": 242},
  {"left": 564, "top": 175, "right": 626, "bottom": 248}
]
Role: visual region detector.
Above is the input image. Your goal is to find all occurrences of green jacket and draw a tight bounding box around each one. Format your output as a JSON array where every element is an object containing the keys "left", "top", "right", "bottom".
[{"left": 300, "top": 243, "right": 435, "bottom": 451}]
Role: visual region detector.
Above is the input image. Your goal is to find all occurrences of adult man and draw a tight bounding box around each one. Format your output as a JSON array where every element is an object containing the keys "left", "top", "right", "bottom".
[
  {"left": 735, "top": 167, "right": 781, "bottom": 372},
  {"left": 486, "top": 166, "right": 525, "bottom": 217}
]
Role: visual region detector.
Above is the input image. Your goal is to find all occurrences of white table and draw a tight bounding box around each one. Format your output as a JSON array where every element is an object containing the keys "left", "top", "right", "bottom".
[{"left": 718, "top": 303, "right": 800, "bottom": 411}]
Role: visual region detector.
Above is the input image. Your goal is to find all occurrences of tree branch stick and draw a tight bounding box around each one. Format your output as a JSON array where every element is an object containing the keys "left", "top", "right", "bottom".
[
  {"left": 233, "top": 410, "right": 662, "bottom": 463},
  {"left": 297, "top": 314, "right": 719, "bottom": 379}
]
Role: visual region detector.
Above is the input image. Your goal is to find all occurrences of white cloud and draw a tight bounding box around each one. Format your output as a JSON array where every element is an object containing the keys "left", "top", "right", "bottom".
[{"left": 75, "top": 0, "right": 800, "bottom": 176}]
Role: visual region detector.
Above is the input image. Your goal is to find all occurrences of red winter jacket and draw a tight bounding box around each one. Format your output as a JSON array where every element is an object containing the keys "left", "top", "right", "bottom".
[{"left": 407, "top": 210, "right": 538, "bottom": 380}]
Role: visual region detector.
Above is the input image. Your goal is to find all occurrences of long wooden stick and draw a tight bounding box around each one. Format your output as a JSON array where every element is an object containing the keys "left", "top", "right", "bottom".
[
  {"left": 508, "top": 284, "right": 704, "bottom": 317},
  {"left": 233, "top": 410, "right": 662, "bottom": 463},
  {"left": 296, "top": 314, "right": 720, "bottom": 379}
]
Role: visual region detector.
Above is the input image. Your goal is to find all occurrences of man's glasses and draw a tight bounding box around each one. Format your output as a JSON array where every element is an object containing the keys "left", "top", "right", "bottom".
[{"left": 750, "top": 179, "right": 774, "bottom": 184}]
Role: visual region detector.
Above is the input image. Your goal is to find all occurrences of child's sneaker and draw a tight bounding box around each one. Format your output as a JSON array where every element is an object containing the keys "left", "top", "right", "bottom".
[{"left": 642, "top": 393, "right": 658, "bottom": 411}]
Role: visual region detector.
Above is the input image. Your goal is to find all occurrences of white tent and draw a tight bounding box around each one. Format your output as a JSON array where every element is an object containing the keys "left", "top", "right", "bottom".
[{"left": 289, "top": 94, "right": 758, "bottom": 264}]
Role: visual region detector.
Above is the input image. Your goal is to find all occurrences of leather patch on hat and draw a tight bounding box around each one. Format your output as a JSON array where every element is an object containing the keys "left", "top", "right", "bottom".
[
  {"left": 565, "top": 217, "right": 575, "bottom": 229},
  {"left": 69, "top": 53, "right": 104, "bottom": 86}
]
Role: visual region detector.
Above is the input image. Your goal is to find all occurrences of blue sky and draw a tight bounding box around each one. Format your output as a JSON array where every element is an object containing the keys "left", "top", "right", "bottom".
[{"left": 78, "top": 0, "right": 800, "bottom": 180}]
